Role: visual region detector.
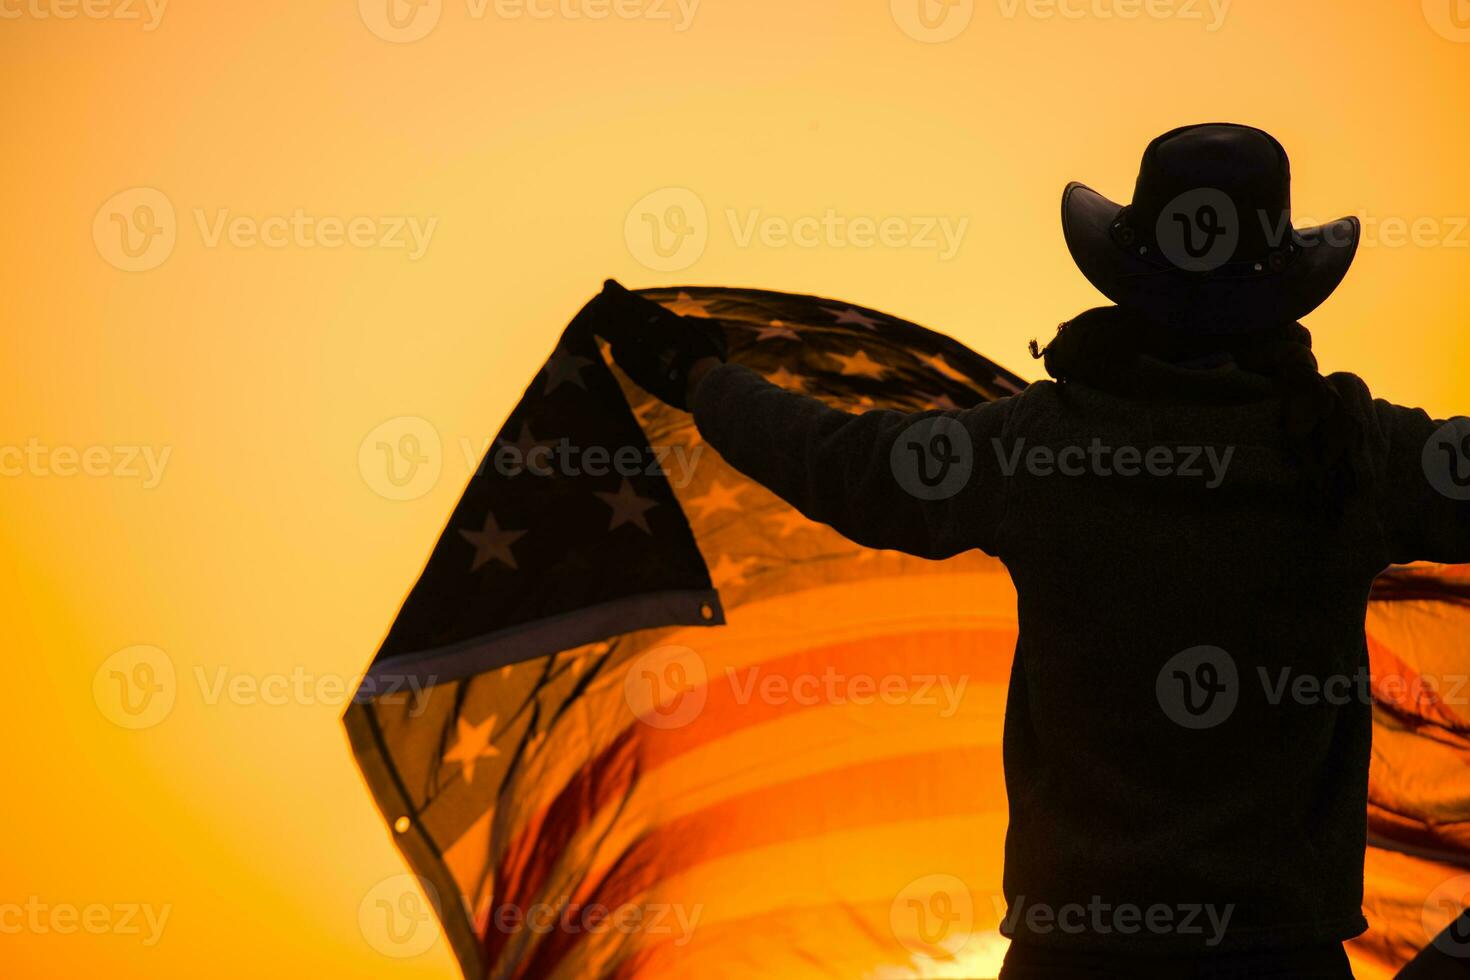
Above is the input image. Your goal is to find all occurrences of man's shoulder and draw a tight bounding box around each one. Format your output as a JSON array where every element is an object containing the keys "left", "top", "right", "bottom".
[
  {"left": 1325, "top": 371, "right": 1372, "bottom": 401},
  {"left": 1324, "top": 371, "right": 1383, "bottom": 427}
]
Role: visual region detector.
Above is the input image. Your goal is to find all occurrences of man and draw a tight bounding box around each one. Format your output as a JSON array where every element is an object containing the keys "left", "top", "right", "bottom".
[{"left": 599, "top": 123, "right": 1470, "bottom": 978}]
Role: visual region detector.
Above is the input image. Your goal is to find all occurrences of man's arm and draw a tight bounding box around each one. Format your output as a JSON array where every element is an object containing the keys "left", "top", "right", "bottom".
[
  {"left": 1371, "top": 397, "right": 1470, "bottom": 565},
  {"left": 685, "top": 357, "right": 722, "bottom": 406},
  {"left": 689, "top": 362, "right": 1015, "bottom": 560}
]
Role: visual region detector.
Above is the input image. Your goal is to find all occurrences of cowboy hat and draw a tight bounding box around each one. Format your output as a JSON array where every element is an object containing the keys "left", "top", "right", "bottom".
[{"left": 1062, "top": 123, "right": 1359, "bottom": 332}]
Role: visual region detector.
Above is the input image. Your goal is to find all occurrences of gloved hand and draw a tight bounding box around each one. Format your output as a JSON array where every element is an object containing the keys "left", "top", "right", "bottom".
[{"left": 593, "top": 279, "right": 727, "bottom": 411}]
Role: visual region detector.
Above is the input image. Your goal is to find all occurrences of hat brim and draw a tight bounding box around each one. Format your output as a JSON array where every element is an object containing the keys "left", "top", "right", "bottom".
[{"left": 1061, "top": 181, "right": 1359, "bottom": 331}]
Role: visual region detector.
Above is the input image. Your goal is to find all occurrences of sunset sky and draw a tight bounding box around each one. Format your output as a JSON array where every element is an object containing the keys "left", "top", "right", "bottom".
[{"left": 2, "top": 0, "right": 1468, "bottom": 976}]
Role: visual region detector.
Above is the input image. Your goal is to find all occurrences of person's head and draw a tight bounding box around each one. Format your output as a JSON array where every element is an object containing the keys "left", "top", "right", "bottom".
[
  {"left": 1037, "top": 124, "right": 1367, "bottom": 511},
  {"left": 1060, "top": 122, "right": 1359, "bottom": 334}
]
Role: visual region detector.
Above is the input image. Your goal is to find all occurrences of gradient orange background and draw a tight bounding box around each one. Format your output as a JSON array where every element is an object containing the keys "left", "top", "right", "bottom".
[{"left": 3, "top": 0, "right": 1469, "bottom": 976}]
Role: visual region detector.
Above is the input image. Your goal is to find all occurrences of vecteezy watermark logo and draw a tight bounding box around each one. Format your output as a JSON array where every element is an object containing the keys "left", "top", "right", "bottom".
[
  {"left": 0, "top": 898, "right": 172, "bottom": 946},
  {"left": 96, "top": 654, "right": 437, "bottom": 726},
  {"left": 93, "top": 187, "right": 177, "bottom": 273},
  {"left": 1156, "top": 188, "right": 1239, "bottom": 272},
  {"left": 625, "top": 187, "right": 708, "bottom": 273},
  {"left": 993, "top": 438, "right": 1234, "bottom": 488},
  {"left": 361, "top": 0, "right": 698, "bottom": 42},
  {"left": 94, "top": 189, "right": 438, "bottom": 271},
  {"left": 1156, "top": 646, "right": 1237, "bottom": 729},
  {"left": 624, "top": 644, "right": 708, "bottom": 729},
  {"left": 1308, "top": 212, "right": 1470, "bottom": 250},
  {"left": 93, "top": 645, "right": 177, "bottom": 730},
  {"left": 726, "top": 667, "right": 970, "bottom": 717},
  {"left": 1001, "top": 896, "right": 1234, "bottom": 946},
  {"left": 725, "top": 209, "right": 969, "bottom": 261},
  {"left": 892, "top": 416, "right": 974, "bottom": 500},
  {"left": 360, "top": 416, "right": 443, "bottom": 502},
  {"left": 1423, "top": 418, "right": 1470, "bottom": 501},
  {"left": 195, "top": 667, "right": 437, "bottom": 715},
  {"left": 1423, "top": 875, "right": 1470, "bottom": 957},
  {"left": 0, "top": 0, "right": 169, "bottom": 29},
  {"left": 360, "top": 0, "right": 444, "bottom": 42},
  {"left": 488, "top": 899, "right": 702, "bottom": 945},
  {"left": 0, "top": 439, "right": 171, "bottom": 488},
  {"left": 891, "top": 0, "right": 975, "bottom": 42},
  {"left": 472, "top": 436, "right": 704, "bottom": 489},
  {"left": 190, "top": 209, "right": 436, "bottom": 257},
  {"left": 625, "top": 188, "right": 971, "bottom": 272},
  {"left": 360, "top": 874, "right": 442, "bottom": 958},
  {"left": 994, "top": 0, "right": 1230, "bottom": 30},
  {"left": 890, "top": 874, "right": 974, "bottom": 959},
  {"left": 1423, "top": 0, "right": 1470, "bottom": 42}
]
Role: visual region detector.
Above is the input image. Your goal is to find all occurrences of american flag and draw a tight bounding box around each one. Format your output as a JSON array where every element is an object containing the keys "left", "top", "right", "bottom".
[{"left": 345, "top": 286, "right": 1470, "bottom": 980}]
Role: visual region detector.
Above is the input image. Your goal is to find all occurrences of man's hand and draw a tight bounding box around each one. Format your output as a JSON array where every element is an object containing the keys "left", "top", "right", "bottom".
[{"left": 594, "top": 280, "right": 727, "bottom": 411}]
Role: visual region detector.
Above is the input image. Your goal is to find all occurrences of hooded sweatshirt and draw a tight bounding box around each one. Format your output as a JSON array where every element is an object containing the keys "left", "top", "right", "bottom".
[{"left": 690, "top": 356, "right": 1470, "bottom": 954}]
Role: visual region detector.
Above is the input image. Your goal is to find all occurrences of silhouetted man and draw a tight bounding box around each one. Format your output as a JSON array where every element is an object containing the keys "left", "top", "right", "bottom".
[{"left": 601, "top": 123, "right": 1470, "bottom": 979}]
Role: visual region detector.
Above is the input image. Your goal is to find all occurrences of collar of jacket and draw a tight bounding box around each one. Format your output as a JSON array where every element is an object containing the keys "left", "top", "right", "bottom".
[{"left": 1123, "top": 353, "right": 1280, "bottom": 406}]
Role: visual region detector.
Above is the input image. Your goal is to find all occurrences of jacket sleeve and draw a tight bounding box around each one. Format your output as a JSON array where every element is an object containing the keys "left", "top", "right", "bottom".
[
  {"left": 690, "top": 363, "right": 1016, "bottom": 559},
  {"left": 1368, "top": 395, "right": 1470, "bottom": 566}
]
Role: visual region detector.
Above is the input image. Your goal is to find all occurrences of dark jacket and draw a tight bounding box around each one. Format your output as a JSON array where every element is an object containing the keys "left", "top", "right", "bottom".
[{"left": 691, "top": 356, "right": 1470, "bottom": 954}]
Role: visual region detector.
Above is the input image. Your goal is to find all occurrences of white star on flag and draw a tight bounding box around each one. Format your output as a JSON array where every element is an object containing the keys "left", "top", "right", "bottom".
[
  {"left": 710, "top": 553, "right": 759, "bottom": 589},
  {"left": 595, "top": 478, "right": 659, "bottom": 533},
  {"left": 755, "top": 320, "right": 801, "bottom": 342},
  {"left": 458, "top": 513, "right": 527, "bottom": 571},
  {"left": 544, "top": 349, "right": 594, "bottom": 394},
  {"left": 687, "top": 479, "right": 743, "bottom": 520},
  {"left": 925, "top": 393, "right": 962, "bottom": 411},
  {"left": 503, "top": 423, "right": 552, "bottom": 464},
  {"left": 772, "top": 509, "right": 814, "bottom": 538},
  {"left": 766, "top": 367, "right": 808, "bottom": 392},
  {"left": 993, "top": 374, "right": 1025, "bottom": 394},
  {"left": 822, "top": 306, "right": 882, "bottom": 329},
  {"left": 662, "top": 292, "right": 713, "bottom": 318},
  {"left": 443, "top": 714, "right": 501, "bottom": 784},
  {"left": 921, "top": 352, "right": 971, "bottom": 384},
  {"left": 831, "top": 349, "right": 889, "bottom": 379}
]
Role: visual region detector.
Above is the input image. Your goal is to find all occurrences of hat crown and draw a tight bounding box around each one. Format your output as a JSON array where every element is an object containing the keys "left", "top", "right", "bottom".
[
  {"left": 1127, "top": 123, "right": 1293, "bottom": 265},
  {"left": 1060, "top": 122, "right": 1359, "bottom": 332}
]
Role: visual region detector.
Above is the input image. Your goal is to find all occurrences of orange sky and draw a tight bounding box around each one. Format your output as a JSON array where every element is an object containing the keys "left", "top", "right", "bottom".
[{"left": 2, "top": 1, "right": 1468, "bottom": 976}]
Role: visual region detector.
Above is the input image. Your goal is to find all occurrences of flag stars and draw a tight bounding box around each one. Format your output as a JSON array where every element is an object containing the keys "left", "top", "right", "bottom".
[
  {"left": 544, "top": 348, "right": 594, "bottom": 395},
  {"left": 921, "top": 352, "right": 972, "bottom": 384},
  {"left": 772, "top": 509, "right": 814, "bottom": 538},
  {"left": 710, "top": 553, "right": 759, "bottom": 589},
  {"left": 662, "top": 292, "right": 713, "bottom": 318},
  {"left": 595, "top": 478, "right": 659, "bottom": 534},
  {"left": 766, "top": 366, "right": 808, "bottom": 392},
  {"left": 831, "top": 349, "right": 889, "bottom": 380},
  {"left": 993, "top": 374, "right": 1025, "bottom": 394},
  {"left": 755, "top": 320, "right": 801, "bottom": 342},
  {"left": 822, "top": 306, "right": 882, "bottom": 330},
  {"left": 458, "top": 513, "right": 527, "bottom": 571},
  {"left": 924, "top": 392, "right": 962, "bottom": 412},
  {"left": 503, "top": 422, "right": 551, "bottom": 462},
  {"left": 687, "top": 479, "right": 743, "bottom": 520},
  {"left": 443, "top": 714, "right": 501, "bottom": 784}
]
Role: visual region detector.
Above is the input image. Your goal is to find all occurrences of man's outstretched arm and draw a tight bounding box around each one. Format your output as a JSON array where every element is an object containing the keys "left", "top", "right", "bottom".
[
  {"left": 1369, "top": 394, "right": 1470, "bottom": 566},
  {"left": 687, "top": 359, "right": 1014, "bottom": 560},
  {"left": 597, "top": 280, "right": 1016, "bottom": 560}
]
